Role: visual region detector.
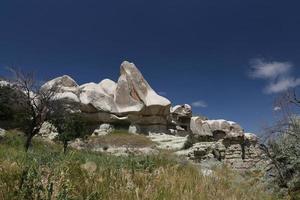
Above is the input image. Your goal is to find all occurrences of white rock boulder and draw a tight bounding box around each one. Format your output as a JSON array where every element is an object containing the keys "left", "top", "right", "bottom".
[
  {"left": 92, "top": 123, "right": 115, "bottom": 136},
  {"left": 190, "top": 117, "right": 213, "bottom": 137},
  {"left": 170, "top": 104, "right": 192, "bottom": 118},
  {"left": 79, "top": 79, "right": 117, "bottom": 113},
  {"left": 190, "top": 118, "right": 244, "bottom": 140},
  {"left": 41, "top": 75, "right": 80, "bottom": 106},
  {"left": 38, "top": 122, "right": 59, "bottom": 140},
  {"left": 114, "top": 61, "right": 171, "bottom": 115},
  {"left": 244, "top": 132, "right": 258, "bottom": 143}
]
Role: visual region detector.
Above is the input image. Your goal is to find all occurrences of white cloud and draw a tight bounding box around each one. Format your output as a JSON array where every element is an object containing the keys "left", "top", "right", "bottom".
[
  {"left": 191, "top": 100, "right": 207, "bottom": 108},
  {"left": 265, "top": 77, "right": 300, "bottom": 94},
  {"left": 249, "top": 59, "right": 292, "bottom": 79},
  {"left": 273, "top": 106, "right": 281, "bottom": 111},
  {"left": 249, "top": 58, "right": 300, "bottom": 94}
]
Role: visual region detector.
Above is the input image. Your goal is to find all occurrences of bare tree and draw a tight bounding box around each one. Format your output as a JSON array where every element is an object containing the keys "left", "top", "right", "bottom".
[
  {"left": 286, "top": 89, "right": 300, "bottom": 107},
  {"left": 261, "top": 88, "right": 300, "bottom": 197},
  {"left": 8, "top": 68, "right": 59, "bottom": 151}
]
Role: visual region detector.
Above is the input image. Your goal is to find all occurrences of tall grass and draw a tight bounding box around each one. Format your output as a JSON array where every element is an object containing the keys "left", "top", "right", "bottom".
[{"left": 0, "top": 131, "right": 281, "bottom": 200}]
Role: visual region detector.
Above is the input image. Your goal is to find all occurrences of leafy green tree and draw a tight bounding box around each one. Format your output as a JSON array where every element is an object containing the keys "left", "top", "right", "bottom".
[{"left": 49, "top": 104, "right": 87, "bottom": 153}]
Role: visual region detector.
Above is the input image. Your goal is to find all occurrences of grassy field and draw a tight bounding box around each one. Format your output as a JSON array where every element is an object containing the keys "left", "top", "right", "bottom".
[{"left": 0, "top": 131, "right": 282, "bottom": 200}]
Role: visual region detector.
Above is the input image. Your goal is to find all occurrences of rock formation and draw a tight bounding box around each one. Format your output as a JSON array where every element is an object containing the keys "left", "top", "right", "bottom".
[
  {"left": 35, "top": 61, "right": 265, "bottom": 170},
  {"left": 42, "top": 61, "right": 171, "bottom": 133},
  {"left": 38, "top": 122, "right": 59, "bottom": 140},
  {"left": 168, "top": 104, "right": 192, "bottom": 136},
  {"left": 177, "top": 118, "right": 263, "bottom": 170}
]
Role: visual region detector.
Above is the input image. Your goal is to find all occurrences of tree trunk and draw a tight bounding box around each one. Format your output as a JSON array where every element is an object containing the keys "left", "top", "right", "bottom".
[
  {"left": 24, "top": 134, "right": 33, "bottom": 152},
  {"left": 63, "top": 140, "right": 68, "bottom": 154},
  {"left": 24, "top": 128, "right": 40, "bottom": 152}
]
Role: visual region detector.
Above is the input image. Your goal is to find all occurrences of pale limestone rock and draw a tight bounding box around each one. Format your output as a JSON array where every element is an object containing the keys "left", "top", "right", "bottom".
[
  {"left": 128, "top": 124, "right": 139, "bottom": 134},
  {"left": 190, "top": 117, "right": 213, "bottom": 137},
  {"left": 38, "top": 122, "right": 59, "bottom": 140},
  {"left": 244, "top": 132, "right": 258, "bottom": 143},
  {"left": 190, "top": 118, "right": 245, "bottom": 141},
  {"left": 42, "top": 75, "right": 79, "bottom": 94},
  {"left": 148, "top": 133, "right": 188, "bottom": 150},
  {"left": 41, "top": 75, "right": 81, "bottom": 112},
  {"left": 92, "top": 124, "right": 114, "bottom": 136},
  {"left": 205, "top": 119, "right": 244, "bottom": 135},
  {"left": 114, "top": 61, "right": 171, "bottom": 115},
  {"left": 53, "top": 92, "right": 80, "bottom": 103},
  {"left": 79, "top": 79, "right": 117, "bottom": 113},
  {"left": 169, "top": 104, "right": 192, "bottom": 135},
  {"left": 170, "top": 104, "right": 192, "bottom": 118}
]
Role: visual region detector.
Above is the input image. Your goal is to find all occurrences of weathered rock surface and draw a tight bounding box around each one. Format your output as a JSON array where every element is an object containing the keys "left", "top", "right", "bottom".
[
  {"left": 190, "top": 117, "right": 213, "bottom": 138},
  {"left": 170, "top": 104, "right": 192, "bottom": 118},
  {"left": 92, "top": 123, "right": 114, "bottom": 136},
  {"left": 148, "top": 133, "right": 187, "bottom": 150},
  {"left": 79, "top": 79, "right": 117, "bottom": 113},
  {"left": 38, "top": 122, "right": 59, "bottom": 140},
  {"left": 169, "top": 104, "right": 192, "bottom": 136},
  {"left": 42, "top": 61, "right": 171, "bottom": 133},
  {"left": 190, "top": 118, "right": 244, "bottom": 141},
  {"left": 115, "top": 61, "right": 171, "bottom": 115},
  {"left": 178, "top": 118, "right": 264, "bottom": 170}
]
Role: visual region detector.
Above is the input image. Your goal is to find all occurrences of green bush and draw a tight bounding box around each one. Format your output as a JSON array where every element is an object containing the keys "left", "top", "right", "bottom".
[{"left": 267, "top": 118, "right": 300, "bottom": 199}]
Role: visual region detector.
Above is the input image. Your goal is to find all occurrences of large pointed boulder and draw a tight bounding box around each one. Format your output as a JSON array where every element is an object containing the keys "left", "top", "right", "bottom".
[{"left": 114, "top": 61, "right": 171, "bottom": 115}]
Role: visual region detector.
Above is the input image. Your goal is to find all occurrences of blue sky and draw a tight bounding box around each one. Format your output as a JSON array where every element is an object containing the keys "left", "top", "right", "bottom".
[{"left": 1, "top": 0, "right": 300, "bottom": 134}]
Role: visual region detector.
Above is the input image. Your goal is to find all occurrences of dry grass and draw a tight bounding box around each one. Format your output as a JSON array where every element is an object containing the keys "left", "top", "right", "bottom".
[
  {"left": 0, "top": 131, "right": 282, "bottom": 200},
  {"left": 88, "top": 131, "right": 155, "bottom": 148}
]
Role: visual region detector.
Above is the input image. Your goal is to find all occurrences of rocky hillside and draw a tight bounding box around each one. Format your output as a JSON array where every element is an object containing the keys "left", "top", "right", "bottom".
[{"left": 37, "top": 61, "right": 266, "bottom": 171}]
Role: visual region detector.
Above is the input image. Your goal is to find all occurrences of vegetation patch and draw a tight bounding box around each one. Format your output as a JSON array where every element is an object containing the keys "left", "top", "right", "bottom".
[
  {"left": 87, "top": 131, "right": 155, "bottom": 148},
  {"left": 0, "top": 131, "right": 281, "bottom": 200}
]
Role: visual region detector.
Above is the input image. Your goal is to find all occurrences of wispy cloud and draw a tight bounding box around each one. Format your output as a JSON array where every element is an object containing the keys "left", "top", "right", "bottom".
[
  {"left": 249, "top": 59, "right": 292, "bottom": 79},
  {"left": 191, "top": 100, "right": 207, "bottom": 108},
  {"left": 249, "top": 58, "right": 300, "bottom": 94},
  {"left": 265, "top": 77, "right": 300, "bottom": 94}
]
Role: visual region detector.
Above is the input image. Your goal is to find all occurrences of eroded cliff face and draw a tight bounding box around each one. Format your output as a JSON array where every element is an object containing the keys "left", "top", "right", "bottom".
[{"left": 40, "top": 61, "right": 265, "bottom": 170}]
